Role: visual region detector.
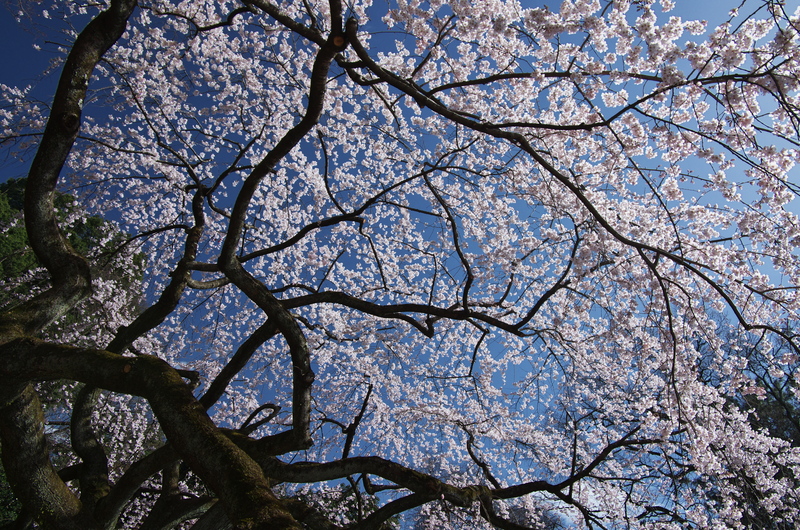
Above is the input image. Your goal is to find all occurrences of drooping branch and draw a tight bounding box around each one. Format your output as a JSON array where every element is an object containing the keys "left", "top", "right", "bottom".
[
  {"left": 343, "top": 19, "right": 797, "bottom": 348},
  {"left": 137, "top": 462, "right": 215, "bottom": 530},
  {"left": 96, "top": 445, "right": 179, "bottom": 529},
  {"left": 423, "top": 174, "right": 474, "bottom": 309},
  {"left": 107, "top": 186, "right": 207, "bottom": 353},
  {"left": 217, "top": 3, "right": 348, "bottom": 450}
]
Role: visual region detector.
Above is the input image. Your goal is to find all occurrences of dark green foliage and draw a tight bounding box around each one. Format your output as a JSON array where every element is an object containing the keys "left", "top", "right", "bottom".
[
  {"left": 0, "top": 181, "right": 38, "bottom": 285},
  {"left": 0, "top": 178, "right": 145, "bottom": 310},
  {"left": 0, "top": 445, "right": 21, "bottom": 525},
  {"left": 695, "top": 331, "right": 800, "bottom": 530},
  {"left": 1, "top": 177, "right": 122, "bottom": 267},
  {"left": 734, "top": 337, "right": 800, "bottom": 530},
  {"left": 742, "top": 361, "right": 800, "bottom": 447}
]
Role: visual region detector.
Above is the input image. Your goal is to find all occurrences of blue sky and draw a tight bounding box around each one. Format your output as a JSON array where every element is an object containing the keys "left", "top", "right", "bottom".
[
  {"left": 3, "top": 0, "right": 799, "bottom": 85},
  {"left": 2, "top": 0, "right": 799, "bottom": 122},
  {"left": 0, "top": 7, "right": 54, "bottom": 90}
]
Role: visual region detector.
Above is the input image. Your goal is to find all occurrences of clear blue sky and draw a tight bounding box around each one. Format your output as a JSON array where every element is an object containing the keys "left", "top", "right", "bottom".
[
  {"left": 0, "top": 7, "right": 51, "bottom": 87},
  {"left": 3, "top": 0, "right": 799, "bottom": 90},
  {"left": 3, "top": 1, "right": 799, "bottom": 95}
]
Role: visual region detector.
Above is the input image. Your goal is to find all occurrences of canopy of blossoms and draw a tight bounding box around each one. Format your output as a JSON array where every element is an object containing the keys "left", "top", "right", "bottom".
[{"left": 1, "top": 0, "right": 799, "bottom": 528}]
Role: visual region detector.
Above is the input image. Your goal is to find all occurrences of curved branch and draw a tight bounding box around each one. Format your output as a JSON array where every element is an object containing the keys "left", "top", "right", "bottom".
[
  {"left": 240, "top": 404, "right": 282, "bottom": 436},
  {"left": 245, "top": 0, "right": 326, "bottom": 46},
  {"left": 217, "top": 16, "right": 347, "bottom": 450},
  {"left": 70, "top": 386, "right": 109, "bottom": 513},
  {"left": 0, "top": 3, "right": 136, "bottom": 528},
  {"left": 261, "top": 456, "right": 491, "bottom": 508},
  {"left": 107, "top": 187, "right": 206, "bottom": 353},
  {"left": 344, "top": 20, "right": 796, "bottom": 347},
  {"left": 1, "top": 0, "right": 136, "bottom": 338},
  {"left": 349, "top": 493, "right": 430, "bottom": 530},
  {"left": 0, "top": 338, "right": 301, "bottom": 529},
  {"left": 283, "top": 291, "right": 525, "bottom": 337},
  {"left": 96, "top": 445, "right": 179, "bottom": 529},
  {"left": 199, "top": 320, "right": 278, "bottom": 409},
  {"left": 0, "top": 383, "right": 94, "bottom": 529}
]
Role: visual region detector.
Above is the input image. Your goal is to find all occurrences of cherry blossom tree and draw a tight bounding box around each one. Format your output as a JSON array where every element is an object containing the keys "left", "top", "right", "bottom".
[{"left": 1, "top": 0, "right": 799, "bottom": 528}]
